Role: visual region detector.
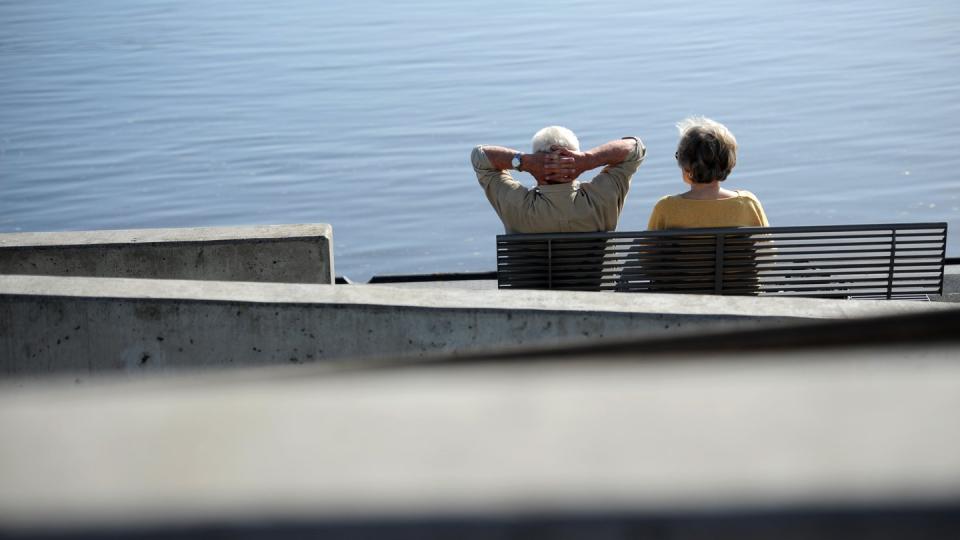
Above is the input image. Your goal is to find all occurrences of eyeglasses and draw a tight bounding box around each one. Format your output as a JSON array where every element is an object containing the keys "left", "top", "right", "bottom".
[{"left": 675, "top": 151, "right": 679, "bottom": 161}]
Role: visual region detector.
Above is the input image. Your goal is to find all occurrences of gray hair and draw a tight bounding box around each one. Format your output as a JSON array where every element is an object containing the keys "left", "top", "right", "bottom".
[
  {"left": 531, "top": 126, "right": 580, "bottom": 153},
  {"left": 676, "top": 116, "right": 738, "bottom": 184}
]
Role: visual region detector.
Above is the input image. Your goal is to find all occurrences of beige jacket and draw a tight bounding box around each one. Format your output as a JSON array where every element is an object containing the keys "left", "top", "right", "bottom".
[{"left": 472, "top": 137, "right": 645, "bottom": 233}]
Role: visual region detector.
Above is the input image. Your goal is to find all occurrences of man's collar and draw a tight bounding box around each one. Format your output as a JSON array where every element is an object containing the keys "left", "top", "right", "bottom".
[{"left": 535, "top": 180, "right": 581, "bottom": 193}]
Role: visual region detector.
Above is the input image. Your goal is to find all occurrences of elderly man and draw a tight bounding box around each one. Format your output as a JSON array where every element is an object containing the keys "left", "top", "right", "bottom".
[{"left": 471, "top": 126, "right": 646, "bottom": 233}]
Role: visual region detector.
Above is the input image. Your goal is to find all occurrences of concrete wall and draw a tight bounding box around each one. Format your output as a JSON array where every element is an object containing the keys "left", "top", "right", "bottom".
[
  {"left": 2, "top": 274, "right": 953, "bottom": 378},
  {"left": 0, "top": 224, "right": 334, "bottom": 284},
  {"left": 1, "top": 347, "right": 959, "bottom": 538}
]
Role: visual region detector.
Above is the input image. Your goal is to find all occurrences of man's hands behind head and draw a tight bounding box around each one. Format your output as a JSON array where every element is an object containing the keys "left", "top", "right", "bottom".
[
  {"left": 516, "top": 151, "right": 575, "bottom": 185},
  {"left": 543, "top": 145, "right": 589, "bottom": 184}
]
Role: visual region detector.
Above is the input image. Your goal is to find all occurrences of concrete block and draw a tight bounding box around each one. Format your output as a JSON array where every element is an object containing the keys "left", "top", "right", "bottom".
[
  {"left": 1, "top": 275, "right": 953, "bottom": 377},
  {"left": 0, "top": 224, "right": 334, "bottom": 284},
  {"left": 0, "top": 348, "right": 958, "bottom": 537}
]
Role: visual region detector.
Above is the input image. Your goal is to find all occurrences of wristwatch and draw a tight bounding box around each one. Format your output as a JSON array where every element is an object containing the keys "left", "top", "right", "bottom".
[{"left": 511, "top": 153, "right": 523, "bottom": 171}]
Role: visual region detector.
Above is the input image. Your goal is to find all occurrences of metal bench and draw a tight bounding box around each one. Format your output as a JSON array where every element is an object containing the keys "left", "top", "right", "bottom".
[{"left": 496, "top": 222, "right": 947, "bottom": 299}]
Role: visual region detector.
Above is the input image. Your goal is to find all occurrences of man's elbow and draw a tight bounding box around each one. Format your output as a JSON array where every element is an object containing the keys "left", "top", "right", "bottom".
[
  {"left": 471, "top": 145, "right": 495, "bottom": 172},
  {"left": 470, "top": 145, "right": 485, "bottom": 167},
  {"left": 622, "top": 137, "right": 645, "bottom": 164}
]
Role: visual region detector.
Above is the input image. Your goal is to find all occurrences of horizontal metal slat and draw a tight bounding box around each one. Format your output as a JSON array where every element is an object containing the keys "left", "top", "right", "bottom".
[
  {"left": 752, "top": 277, "right": 941, "bottom": 287},
  {"left": 729, "top": 238, "right": 942, "bottom": 249},
  {"left": 747, "top": 269, "right": 941, "bottom": 279},
  {"left": 731, "top": 261, "right": 943, "bottom": 270},
  {"left": 754, "top": 282, "right": 941, "bottom": 292}
]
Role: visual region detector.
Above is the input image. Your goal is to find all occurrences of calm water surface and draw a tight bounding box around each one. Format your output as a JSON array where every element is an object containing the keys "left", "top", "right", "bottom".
[{"left": 2, "top": 0, "right": 959, "bottom": 280}]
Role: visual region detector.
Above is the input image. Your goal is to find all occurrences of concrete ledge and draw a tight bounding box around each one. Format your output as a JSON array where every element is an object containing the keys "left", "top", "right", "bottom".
[
  {"left": 1, "top": 348, "right": 958, "bottom": 537},
  {"left": 0, "top": 224, "right": 334, "bottom": 284},
  {"left": 1, "top": 274, "right": 954, "bottom": 377},
  {"left": 932, "top": 265, "right": 960, "bottom": 302}
]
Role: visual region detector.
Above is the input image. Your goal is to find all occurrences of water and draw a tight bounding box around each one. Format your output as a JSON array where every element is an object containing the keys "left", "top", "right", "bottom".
[{"left": 2, "top": 0, "right": 959, "bottom": 280}]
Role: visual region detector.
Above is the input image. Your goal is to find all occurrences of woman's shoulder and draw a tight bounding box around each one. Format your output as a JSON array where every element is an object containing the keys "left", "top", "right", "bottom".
[
  {"left": 652, "top": 194, "right": 677, "bottom": 207},
  {"left": 656, "top": 193, "right": 686, "bottom": 204},
  {"left": 734, "top": 189, "right": 762, "bottom": 202}
]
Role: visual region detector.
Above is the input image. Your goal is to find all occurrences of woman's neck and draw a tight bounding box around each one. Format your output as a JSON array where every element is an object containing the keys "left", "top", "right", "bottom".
[{"left": 683, "top": 181, "right": 737, "bottom": 200}]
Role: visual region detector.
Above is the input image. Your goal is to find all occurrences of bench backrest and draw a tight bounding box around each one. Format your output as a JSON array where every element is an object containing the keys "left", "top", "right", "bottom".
[{"left": 496, "top": 223, "right": 947, "bottom": 299}]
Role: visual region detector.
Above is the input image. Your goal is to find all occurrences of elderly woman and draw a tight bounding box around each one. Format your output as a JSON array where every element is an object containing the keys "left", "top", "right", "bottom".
[{"left": 647, "top": 117, "right": 768, "bottom": 230}]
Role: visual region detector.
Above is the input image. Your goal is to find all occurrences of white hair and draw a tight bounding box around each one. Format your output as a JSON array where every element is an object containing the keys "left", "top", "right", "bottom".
[
  {"left": 676, "top": 116, "right": 737, "bottom": 146},
  {"left": 531, "top": 126, "right": 580, "bottom": 153}
]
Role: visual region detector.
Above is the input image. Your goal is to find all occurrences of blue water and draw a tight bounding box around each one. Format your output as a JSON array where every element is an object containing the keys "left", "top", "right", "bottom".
[{"left": 2, "top": 0, "right": 959, "bottom": 280}]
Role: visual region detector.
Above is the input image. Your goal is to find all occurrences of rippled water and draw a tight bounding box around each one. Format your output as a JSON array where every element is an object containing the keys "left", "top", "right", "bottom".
[{"left": 2, "top": 0, "right": 958, "bottom": 280}]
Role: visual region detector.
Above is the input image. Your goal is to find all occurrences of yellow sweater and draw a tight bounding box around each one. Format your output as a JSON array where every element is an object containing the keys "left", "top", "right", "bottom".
[{"left": 647, "top": 190, "right": 769, "bottom": 230}]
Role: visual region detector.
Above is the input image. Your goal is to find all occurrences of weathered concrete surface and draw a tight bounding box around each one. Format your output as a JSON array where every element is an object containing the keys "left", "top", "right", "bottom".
[
  {"left": 0, "top": 348, "right": 958, "bottom": 537},
  {"left": 0, "top": 224, "right": 334, "bottom": 284},
  {"left": 1, "top": 274, "right": 955, "bottom": 377},
  {"left": 932, "top": 264, "right": 960, "bottom": 302}
]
